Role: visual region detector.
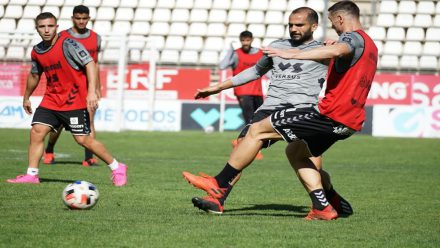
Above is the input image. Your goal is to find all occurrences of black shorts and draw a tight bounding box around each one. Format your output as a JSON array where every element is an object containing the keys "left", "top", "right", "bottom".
[
  {"left": 32, "top": 107, "right": 91, "bottom": 135},
  {"left": 270, "top": 107, "right": 355, "bottom": 157},
  {"left": 238, "top": 109, "right": 279, "bottom": 148}
]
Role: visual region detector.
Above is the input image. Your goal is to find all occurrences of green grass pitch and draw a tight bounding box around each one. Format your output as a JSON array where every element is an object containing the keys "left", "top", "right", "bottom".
[{"left": 0, "top": 128, "right": 439, "bottom": 247}]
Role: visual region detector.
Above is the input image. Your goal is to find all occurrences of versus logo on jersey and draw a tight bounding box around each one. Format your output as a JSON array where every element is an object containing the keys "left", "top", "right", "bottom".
[{"left": 277, "top": 62, "right": 304, "bottom": 73}]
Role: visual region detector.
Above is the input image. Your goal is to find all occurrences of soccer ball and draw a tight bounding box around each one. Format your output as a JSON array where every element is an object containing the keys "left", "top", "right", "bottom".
[{"left": 62, "top": 181, "right": 99, "bottom": 210}]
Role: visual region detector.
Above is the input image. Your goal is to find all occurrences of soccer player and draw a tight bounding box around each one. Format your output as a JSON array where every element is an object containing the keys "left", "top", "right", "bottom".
[
  {"left": 183, "top": 1, "right": 377, "bottom": 220},
  {"left": 188, "top": 7, "right": 352, "bottom": 216},
  {"left": 6, "top": 12, "right": 127, "bottom": 186},
  {"left": 43, "top": 5, "right": 101, "bottom": 167}
]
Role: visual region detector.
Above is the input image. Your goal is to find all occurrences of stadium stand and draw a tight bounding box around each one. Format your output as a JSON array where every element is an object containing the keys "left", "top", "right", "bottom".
[{"left": 0, "top": 0, "right": 438, "bottom": 73}]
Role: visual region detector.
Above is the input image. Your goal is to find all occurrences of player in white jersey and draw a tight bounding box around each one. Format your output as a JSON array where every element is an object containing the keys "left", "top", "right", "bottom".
[{"left": 188, "top": 7, "right": 353, "bottom": 216}]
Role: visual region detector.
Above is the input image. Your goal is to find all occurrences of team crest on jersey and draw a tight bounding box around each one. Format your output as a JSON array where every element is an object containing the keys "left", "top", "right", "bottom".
[
  {"left": 70, "top": 117, "right": 79, "bottom": 125},
  {"left": 79, "top": 50, "right": 87, "bottom": 57}
]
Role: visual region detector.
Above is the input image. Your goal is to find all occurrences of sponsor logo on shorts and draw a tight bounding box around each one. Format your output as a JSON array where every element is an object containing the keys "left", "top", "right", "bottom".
[
  {"left": 70, "top": 117, "right": 79, "bottom": 125},
  {"left": 283, "top": 128, "right": 297, "bottom": 140},
  {"left": 70, "top": 124, "right": 84, "bottom": 129}
]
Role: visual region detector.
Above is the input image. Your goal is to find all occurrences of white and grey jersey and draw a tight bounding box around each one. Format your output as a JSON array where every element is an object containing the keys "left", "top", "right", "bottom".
[
  {"left": 232, "top": 39, "right": 328, "bottom": 110},
  {"left": 31, "top": 37, "right": 94, "bottom": 74},
  {"left": 65, "top": 28, "right": 102, "bottom": 52},
  {"left": 218, "top": 47, "right": 260, "bottom": 70},
  {"left": 334, "top": 32, "right": 364, "bottom": 73}
]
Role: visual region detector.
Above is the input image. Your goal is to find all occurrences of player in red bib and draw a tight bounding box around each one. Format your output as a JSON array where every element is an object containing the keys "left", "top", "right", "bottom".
[
  {"left": 219, "top": 31, "right": 264, "bottom": 159},
  {"left": 7, "top": 12, "right": 127, "bottom": 186},
  {"left": 182, "top": 1, "right": 377, "bottom": 220},
  {"left": 43, "top": 5, "right": 102, "bottom": 167}
]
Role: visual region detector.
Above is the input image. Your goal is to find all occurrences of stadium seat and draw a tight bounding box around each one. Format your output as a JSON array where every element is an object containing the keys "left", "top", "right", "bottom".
[
  {"left": 130, "top": 21, "right": 150, "bottom": 35},
  {"left": 119, "top": 0, "right": 138, "bottom": 8},
  {"left": 188, "top": 23, "right": 208, "bottom": 36},
  {"left": 417, "top": 1, "right": 435, "bottom": 14},
  {"left": 165, "top": 36, "right": 185, "bottom": 50},
  {"left": 419, "top": 56, "right": 439, "bottom": 70},
  {"left": 307, "top": 0, "right": 325, "bottom": 13},
  {"left": 101, "top": 0, "right": 120, "bottom": 7},
  {"left": 204, "top": 37, "right": 224, "bottom": 51},
  {"left": 264, "top": 11, "right": 284, "bottom": 24},
  {"left": 0, "top": 19, "right": 16, "bottom": 32},
  {"left": 413, "top": 14, "right": 432, "bottom": 28},
  {"left": 227, "top": 23, "right": 247, "bottom": 37},
  {"left": 129, "top": 49, "right": 141, "bottom": 62},
  {"left": 250, "top": 0, "right": 268, "bottom": 10},
  {"left": 169, "top": 23, "right": 189, "bottom": 36},
  {"left": 8, "top": 0, "right": 30, "bottom": 4},
  {"left": 262, "top": 37, "right": 277, "bottom": 46},
  {"left": 207, "top": 23, "right": 226, "bottom": 36},
  {"left": 141, "top": 49, "right": 160, "bottom": 62},
  {"left": 402, "top": 41, "right": 422, "bottom": 55},
  {"left": 266, "top": 24, "right": 286, "bottom": 38},
  {"left": 433, "top": 15, "right": 440, "bottom": 27},
  {"left": 0, "top": 47, "right": 4, "bottom": 58},
  {"left": 22, "top": 5, "right": 41, "bottom": 19},
  {"left": 376, "top": 14, "right": 395, "bottom": 27},
  {"left": 59, "top": 6, "right": 74, "bottom": 19},
  {"left": 102, "top": 48, "right": 121, "bottom": 62},
  {"left": 386, "top": 27, "right": 405, "bottom": 41},
  {"left": 379, "top": 0, "right": 398, "bottom": 14},
  {"left": 227, "top": 10, "right": 246, "bottom": 23},
  {"left": 406, "top": 27, "right": 425, "bottom": 41},
  {"left": 111, "top": 21, "right": 131, "bottom": 34},
  {"left": 189, "top": 9, "right": 208, "bottom": 23},
  {"left": 27, "top": 0, "right": 46, "bottom": 6},
  {"left": 127, "top": 35, "right": 146, "bottom": 49},
  {"left": 180, "top": 50, "right": 199, "bottom": 64},
  {"left": 367, "top": 26, "right": 386, "bottom": 41},
  {"left": 380, "top": 55, "right": 399, "bottom": 69},
  {"left": 57, "top": 19, "right": 72, "bottom": 32},
  {"left": 422, "top": 42, "right": 440, "bottom": 56},
  {"left": 398, "top": 1, "right": 416, "bottom": 14},
  {"left": 268, "top": 0, "right": 287, "bottom": 11},
  {"left": 175, "top": 0, "right": 194, "bottom": 9},
  {"left": 160, "top": 50, "right": 180, "bottom": 64},
  {"left": 88, "top": 7, "right": 97, "bottom": 19},
  {"left": 138, "top": 0, "right": 157, "bottom": 8},
  {"left": 0, "top": 6, "right": 3, "bottom": 18},
  {"left": 147, "top": 36, "right": 165, "bottom": 50},
  {"left": 45, "top": 0, "right": 64, "bottom": 7},
  {"left": 150, "top": 22, "right": 170, "bottom": 36},
  {"left": 247, "top": 24, "right": 266, "bottom": 38},
  {"left": 115, "top": 8, "right": 134, "bottom": 21},
  {"left": 184, "top": 36, "right": 204, "bottom": 51},
  {"left": 231, "top": 0, "right": 249, "bottom": 10},
  {"left": 246, "top": 10, "right": 265, "bottom": 24},
  {"left": 252, "top": 37, "right": 261, "bottom": 48},
  {"left": 383, "top": 41, "right": 403, "bottom": 55},
  {"left": 212, "top": 0, "right": 231, "bottom": 10},
  {"left": 287, "top": 0, "right": 306, "bottom": 11},
  {"left": 83, "top": 0, "right": 103, "bottom": 7},
  {"left": 193, "top": 0, "right": 212, "bottom": 9},
  {"left": 0, "top": 37, "right": 9, "bottom": 47},
  {"left": 4, "top": 5, "right": 23, "bottom": 19},
  {"left": 96, "top": 7, "right": 115, "bottom": 21},
  {"left": 395, "top": 14, "right": 414, "bottom": 27},
  {"left": 171, "top": 9, "right": 190, "bottom": 22},
  {"left": 199, "top": 50, "right": 219, "bottom": 64},
  {"left": 156, "top": 0, "right": 176, "bottom": 9},
  {"left": 399, "top": 55, "right": 418, "bottom": 70},
  {"left": 93, "top": 20, "right": 112, "bottom": 35},
  {"left": 9, "top": 33, "right": 31, "bottom": 46},
  {"left": 313, "top": 26, "right": 324, "bottom": 40},
  {"left": 373, "top": 40, "right": 383, "bottom": 55},
  {"left": 5, "top": 46, "right": 25, "bottom": 60},
  {"left": 437, "top": 2, "right": 440, "bottom": 14},
  {"left": 134, "top": 8, "right": 153, "bottom": 22},
  {"left": 425, "top": 28, "right": 440, "bottom": 41},
  {"left": 209, "top": 10, "right": 227, "bottom": 23},
  {"left": 16, "top": 18, "right": 35, "bottom": 33},
  {"left": 152, "top": 8, "right": 172, "bottom": 22}
]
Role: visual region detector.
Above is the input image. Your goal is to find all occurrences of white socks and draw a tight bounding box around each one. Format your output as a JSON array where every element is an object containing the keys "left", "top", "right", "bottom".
[
  {"left": 27, "top": 167, "right": 39, "bottom": 176},
  {"left": 108, "top": 159, "right": 119, "bottom": 171}
]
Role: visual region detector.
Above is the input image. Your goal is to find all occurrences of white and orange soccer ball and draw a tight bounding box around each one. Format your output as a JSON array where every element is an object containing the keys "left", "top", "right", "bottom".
[{"left": 62, "top": 181, "right": 99, "bottom": 210}]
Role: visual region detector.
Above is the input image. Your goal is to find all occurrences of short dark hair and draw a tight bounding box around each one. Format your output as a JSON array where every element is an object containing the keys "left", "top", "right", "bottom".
[
  {"left": 239, "top": 31, "right": 253, "bottom": 39},
  {"left": 328, "top": 0, "right": 360, "bottom": 18},
  {"left": 291, "top": 7, "right": 319, "bottom": 24},
  {"left": 73, "top": 5, "right": 90, "bottom": 15},
  {"left": 35, "top": 12, "right": 57, "bottom": 26}
]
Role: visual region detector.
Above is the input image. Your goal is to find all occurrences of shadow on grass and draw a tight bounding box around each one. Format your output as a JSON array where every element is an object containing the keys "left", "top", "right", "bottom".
[
  {"left": 225, "top": 204, "right": 309, "bottom": 218},
  {"left": 40, "top": 178, "right": 77, "bottom": 183},
  {"left": 48, "top": 161, "right": 83, "bottom": 165}
]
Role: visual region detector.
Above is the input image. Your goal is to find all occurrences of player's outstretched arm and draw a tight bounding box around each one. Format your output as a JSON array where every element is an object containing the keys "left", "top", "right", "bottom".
[
  {"left": 195, "top": 79, "right": 234, "bottom": 99},
  {"left": 23, "top": 72, "right": 40, "bottom": 115},
  {"left": 262, "top": 43, "right": 351, "bottom": 60}
]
